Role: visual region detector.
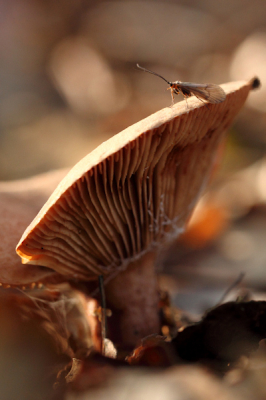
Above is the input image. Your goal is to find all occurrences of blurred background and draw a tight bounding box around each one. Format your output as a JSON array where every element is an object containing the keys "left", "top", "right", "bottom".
[{"left": 1, "top": 0, "right": 266, "bottom": 314}]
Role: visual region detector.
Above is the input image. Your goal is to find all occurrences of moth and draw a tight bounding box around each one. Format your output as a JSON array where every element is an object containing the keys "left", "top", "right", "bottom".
[{"left": 136, "top": 64, "right": 226, "bottom": 106}]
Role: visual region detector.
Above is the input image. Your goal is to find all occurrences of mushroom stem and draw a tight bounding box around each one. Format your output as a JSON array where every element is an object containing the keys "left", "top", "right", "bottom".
[{"left": 105, "top": 251, "right": 160, "bottom": 347}]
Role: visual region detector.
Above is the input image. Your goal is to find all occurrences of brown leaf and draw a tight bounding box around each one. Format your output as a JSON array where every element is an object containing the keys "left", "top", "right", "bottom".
[{"left": 172, "top": 300, "right": 266, "bottom": 370}]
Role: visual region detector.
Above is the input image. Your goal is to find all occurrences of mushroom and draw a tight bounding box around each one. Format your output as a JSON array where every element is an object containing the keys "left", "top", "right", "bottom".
[
  {"left": 16, "top": 78, "right": 258, "bottom": 346},
  {"left": 0, "top": 169, "right": 68, "bottom": 286}
]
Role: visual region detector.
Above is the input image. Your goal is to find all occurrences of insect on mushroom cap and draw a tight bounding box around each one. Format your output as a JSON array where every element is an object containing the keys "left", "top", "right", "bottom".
[{"left": 16, "top": 78, "right": 256, "bottom": 284}]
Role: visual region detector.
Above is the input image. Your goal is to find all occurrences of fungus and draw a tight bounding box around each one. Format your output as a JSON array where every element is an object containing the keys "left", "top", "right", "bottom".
[
  {"left": 0, "top": 169, "right": 67, "bottom": 286},
  {"left": 16, "top": 78, "right": 258, "bottom": 346}
]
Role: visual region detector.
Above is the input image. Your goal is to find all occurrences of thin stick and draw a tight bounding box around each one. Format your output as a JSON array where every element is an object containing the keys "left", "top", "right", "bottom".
[
  {"left": 98, "top": 275, "right": 107, "bottom": 355},
  {"left": 217, "top": 272, "right": 245, "bottom": 305}
]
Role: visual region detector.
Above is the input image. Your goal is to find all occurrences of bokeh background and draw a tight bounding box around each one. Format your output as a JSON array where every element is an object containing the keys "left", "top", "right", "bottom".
[
  {"left": 1, "top": 0, "right": 266, "bottom": 313},
  {"left": 1, "top": 0, "right": 265, "bottom": 181}
]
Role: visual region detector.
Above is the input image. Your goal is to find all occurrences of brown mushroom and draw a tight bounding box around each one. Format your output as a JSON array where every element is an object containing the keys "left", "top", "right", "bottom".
[
  {"left": 16, "top": 78, "right": 258, "bottom": 346},
  {"left": 0, "top": 169, "right": 68, "bottom": 286}
]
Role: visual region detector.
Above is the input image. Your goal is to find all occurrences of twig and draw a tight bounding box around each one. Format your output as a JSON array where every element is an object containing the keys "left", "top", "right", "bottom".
[
  {"left": 98, "top": 275, "right": 107, "bottom": 355},
  {"left": 217, "top": 272, "right": 245, "bottom": 305}
]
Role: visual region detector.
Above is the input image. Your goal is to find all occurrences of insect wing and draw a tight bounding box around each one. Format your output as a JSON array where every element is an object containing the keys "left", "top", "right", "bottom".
[{"left": 180, "top": 82, "right": 226, "bottom": 104}]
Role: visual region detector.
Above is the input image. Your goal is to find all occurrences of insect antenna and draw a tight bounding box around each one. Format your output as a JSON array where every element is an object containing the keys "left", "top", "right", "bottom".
[{"left": 136, "top": 64, "right": 171, "bottom": 85}]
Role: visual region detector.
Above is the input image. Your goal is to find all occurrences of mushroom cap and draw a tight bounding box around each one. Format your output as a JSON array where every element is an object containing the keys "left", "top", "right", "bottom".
[
  {"left": 16, "top": 79, "right": 255, "bottom": 282},
  {"left": 0, "top": 169, "right": 68, "bottom": 286}
]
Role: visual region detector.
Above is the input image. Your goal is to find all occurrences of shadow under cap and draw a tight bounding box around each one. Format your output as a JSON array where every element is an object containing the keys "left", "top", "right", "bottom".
[{"left": 16, "top": 78, "right": 257, "bottom": 345}]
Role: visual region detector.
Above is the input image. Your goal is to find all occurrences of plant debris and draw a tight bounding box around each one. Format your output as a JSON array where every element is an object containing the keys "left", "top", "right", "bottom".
[{"left": 172, "top": 300, "right": 266, "bottom": 370}]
